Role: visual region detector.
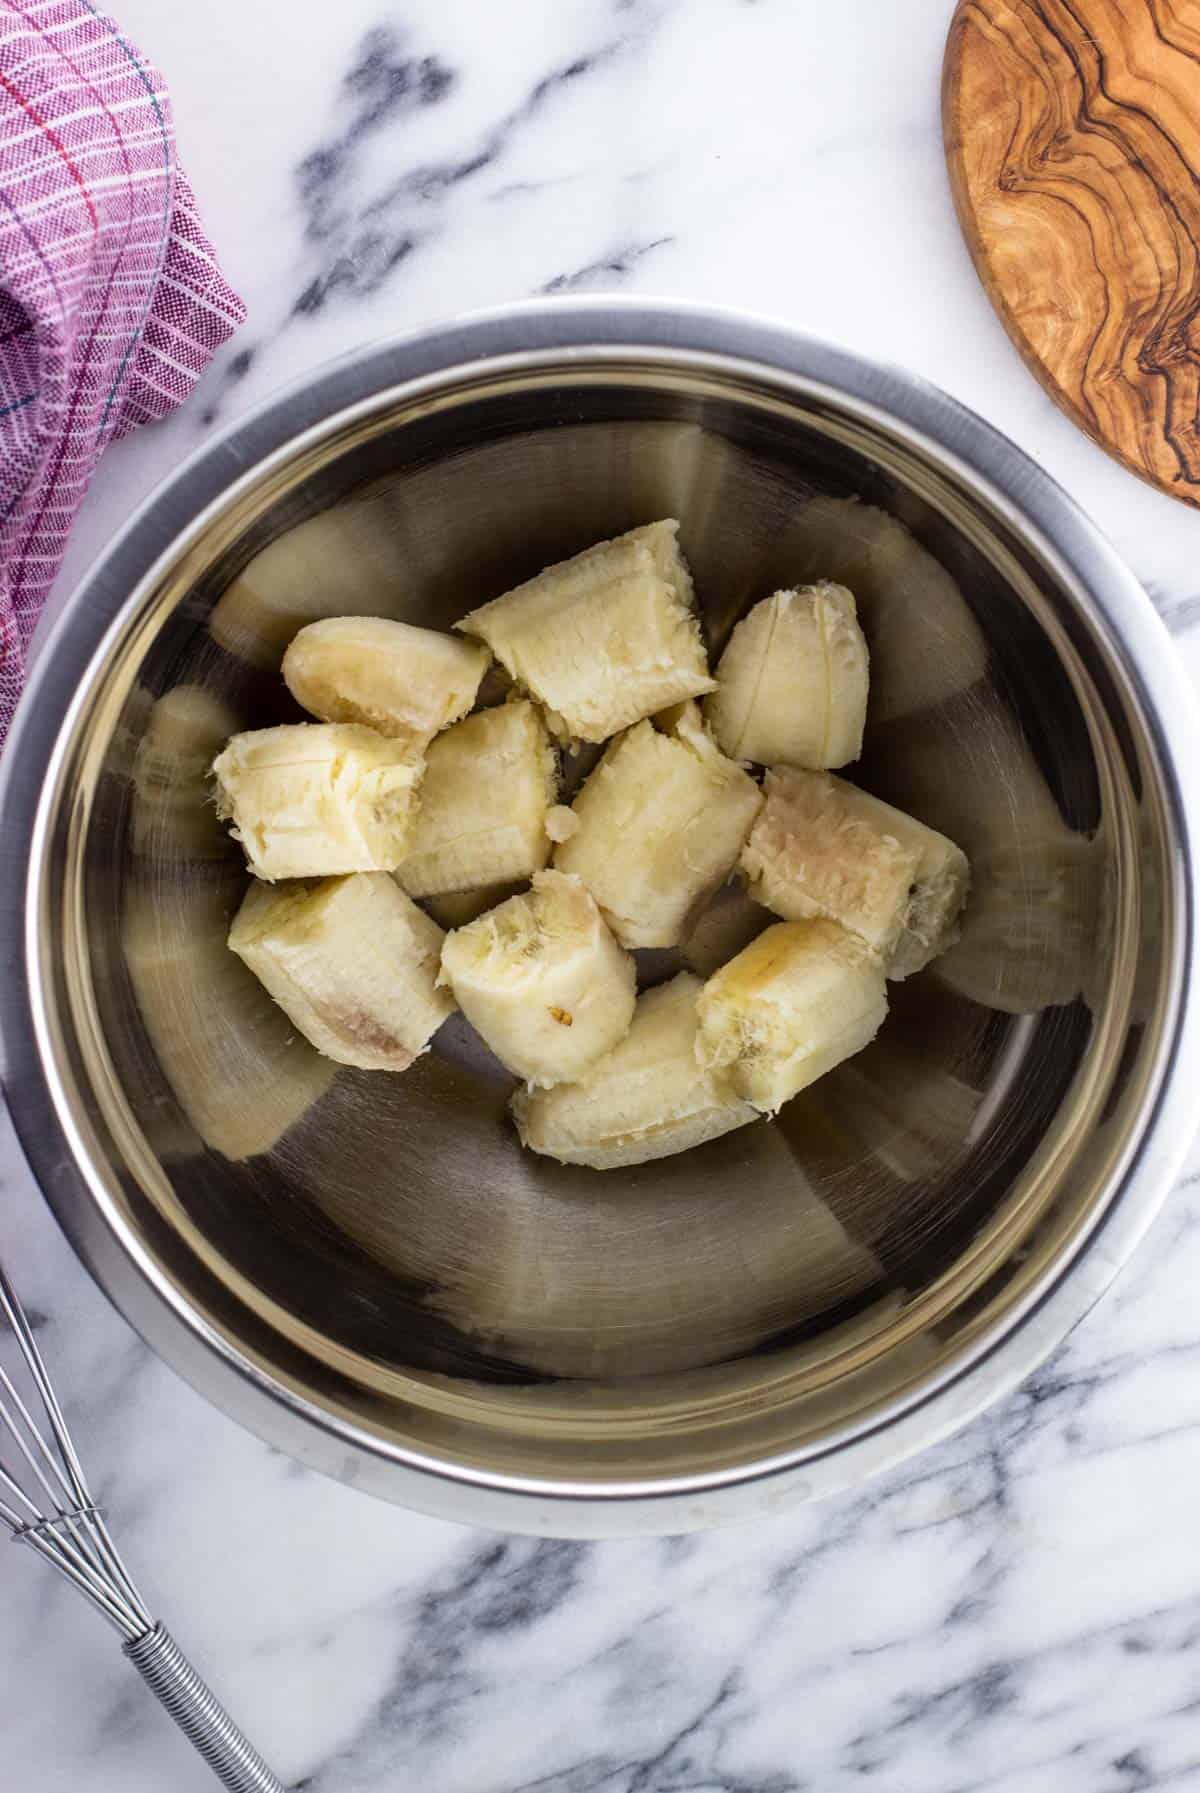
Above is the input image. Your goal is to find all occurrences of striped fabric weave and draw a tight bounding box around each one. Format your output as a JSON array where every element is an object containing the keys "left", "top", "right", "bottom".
[{"left": 0, "top": 0, "right": 244, "bottom": 745}]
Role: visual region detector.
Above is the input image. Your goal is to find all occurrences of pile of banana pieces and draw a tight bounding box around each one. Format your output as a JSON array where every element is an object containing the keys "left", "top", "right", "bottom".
[{"left": 211, "top": 519, "right": 969, "bottom": 1170}]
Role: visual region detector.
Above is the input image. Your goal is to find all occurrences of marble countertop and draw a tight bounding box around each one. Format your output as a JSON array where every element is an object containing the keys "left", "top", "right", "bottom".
[{"left": 5, "top": 2, "right": 1200, "bottom": 1789}]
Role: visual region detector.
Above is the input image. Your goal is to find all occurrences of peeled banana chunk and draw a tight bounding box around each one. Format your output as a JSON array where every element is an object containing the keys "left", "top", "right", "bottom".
[
  {"left": 211, "top": 723, "right": 424, "bottom": 882},
  {"left": 696, "top": 918, "right": 888, "bottom": 1114},
  {"left": 395, "top": 700, "right": 555, "bottom": 899},
  {"left": 455, "top": 520, "right": 716, "bottom": 743},
  {"left": 513, "top": 972, "right": 756, "bottom": 1169},
  {"left": 554, "top": 703, "right": 763, "bottom": 949},
  {"left": 283, "top": 616, "right": 490, "bottom": 747},
  {"left": 741, "top": 768, "right": 969, "bottom": 980},
  {"left": 229, "top": 872, "right": 454, "bottom": 1073},
  {"left": 439, "top": 870, "right": 636, "bottom": 1089},
  {"left": 705, "top": 583, "right": 869, "bottom": 769}
]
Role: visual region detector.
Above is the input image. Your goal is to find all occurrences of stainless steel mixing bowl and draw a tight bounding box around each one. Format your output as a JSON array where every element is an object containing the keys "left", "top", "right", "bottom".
[{"left": 3, "top": 301, "right": 1198, "bottom": 1536}]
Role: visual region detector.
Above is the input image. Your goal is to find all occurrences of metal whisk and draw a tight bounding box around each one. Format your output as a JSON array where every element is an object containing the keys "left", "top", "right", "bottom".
[{"left": 0, "top": 1257, "right": 288, "bottom": 1792}]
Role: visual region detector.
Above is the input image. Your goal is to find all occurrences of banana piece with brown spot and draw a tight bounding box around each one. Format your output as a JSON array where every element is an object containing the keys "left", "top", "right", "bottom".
[
  {"left": 228, "top": 872, "right": 454, "bottom": 1072},
  {"left": 439, "top": 870, "right": 636, "bottom": 1088},
  {"left": 695, "top": 919, "right": 888, "bottom": 1114}
]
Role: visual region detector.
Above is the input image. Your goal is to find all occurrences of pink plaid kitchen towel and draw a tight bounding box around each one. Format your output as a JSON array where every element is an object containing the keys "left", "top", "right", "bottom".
[{"left": 0, "top": 0, "right": 244, "bottom": 744}]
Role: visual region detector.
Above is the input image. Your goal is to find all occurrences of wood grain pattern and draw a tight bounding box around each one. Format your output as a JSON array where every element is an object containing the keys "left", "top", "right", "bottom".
[{"left": 944, "top": 0, "right": 1200, "bottom": 505}]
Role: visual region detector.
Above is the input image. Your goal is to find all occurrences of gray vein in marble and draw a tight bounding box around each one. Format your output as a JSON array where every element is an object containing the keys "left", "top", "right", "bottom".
[
  {"left": 829, "top": 1599, "right": 1200, "bottom": 1792},
  {"left": 291, "top": 1437, "right": 1059, "bottom": 1789},
  {"left": 506, "top": 1670, "right": 802, "bottom": 1793},
  {"left": 8, "top": 3, "right": 1200, "bottom": 1786},
  {"left": 309, "top": 1572, "right": 1200, "bottom": 1793},
  {"left": 301, "top": 1538, "right": 590, "bottom": 1788},
  {"left": 540, "top": 236, "right": 674, "bottom": 293},
  {"left": 292, "top": 19, "right": 657, "bottom": 317},
  {"left": 197, "top": 10, "right": 681, "bottom": 423},
  {"left": 1161, "top": 592, "right": 1200, "bottom": 636}
]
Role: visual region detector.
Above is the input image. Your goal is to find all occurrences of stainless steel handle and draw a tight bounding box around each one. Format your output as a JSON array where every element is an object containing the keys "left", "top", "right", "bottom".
[{"left": 123, "top": 1623, "right": 288, "bottom": 1793}]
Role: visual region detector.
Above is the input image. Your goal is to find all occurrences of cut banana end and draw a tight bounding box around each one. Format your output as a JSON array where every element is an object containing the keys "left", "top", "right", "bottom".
[
  {"left": 741, "top": 768, "right": 969, "bottom": 980},
  {"left": 554, "top": 703, "right": 763, "bottom": 949},
  {"left": 705, "top": 583, "right": 869, "bottom": 769},
  {"left": 229, "top": 872, "right": 454, "bottom": 1072},
  {"left": 283, "top": 616, "right": 490, "bottom": 747},
  {"left": 513, "top": 972, "right": 756, "bottom": 1169},
  {"left": 212, "top": 723, "right": 423, "bottom": 882},
  {"left": 696, "top": 919, "right": 888, "bottom": 1114},
  {"left": 439, "top": 870, "right": 636, "bottom": 1088},
  {"left": 395, "top": 700, "right": 555, "bottom": 899},
  {"left": 455, "top": 520, "right": 715, "bottom": 742}
]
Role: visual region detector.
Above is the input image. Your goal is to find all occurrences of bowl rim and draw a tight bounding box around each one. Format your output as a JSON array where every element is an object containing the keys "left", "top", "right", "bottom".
[{"left": 2, "top": 296, "right": 1199, "bottom": 1536}]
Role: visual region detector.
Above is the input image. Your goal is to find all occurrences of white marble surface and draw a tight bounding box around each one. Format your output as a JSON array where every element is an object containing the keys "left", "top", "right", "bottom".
[{"left": 5, "top": 2, "right": 1200, "bottom": 1789}]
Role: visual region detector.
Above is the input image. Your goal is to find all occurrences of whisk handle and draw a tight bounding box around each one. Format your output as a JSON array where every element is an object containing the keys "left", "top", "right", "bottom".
[{"left": 123, "top": 1622, "right": 289, "bottom": 1793}]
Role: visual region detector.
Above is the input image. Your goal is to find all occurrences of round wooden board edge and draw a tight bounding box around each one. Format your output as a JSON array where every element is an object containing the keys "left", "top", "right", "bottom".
[{"left": 940, "top": 0, "right": 1200, "bottom": 512}]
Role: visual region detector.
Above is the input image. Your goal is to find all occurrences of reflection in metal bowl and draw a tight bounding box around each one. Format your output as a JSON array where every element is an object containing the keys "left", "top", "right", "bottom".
[{"left": 1, "top": 304, "right": 1197, "bottom": 1534}]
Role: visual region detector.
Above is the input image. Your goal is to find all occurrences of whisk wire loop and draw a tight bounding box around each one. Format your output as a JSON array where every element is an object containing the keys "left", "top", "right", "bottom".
[{"left": 0, "top": 1256, "right": 287, "bottom": 1791}]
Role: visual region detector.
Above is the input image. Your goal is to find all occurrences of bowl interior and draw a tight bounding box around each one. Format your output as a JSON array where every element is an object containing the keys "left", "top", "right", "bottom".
[{"left": 39, "top": 352, "right": 1168, "bottom": 1486}]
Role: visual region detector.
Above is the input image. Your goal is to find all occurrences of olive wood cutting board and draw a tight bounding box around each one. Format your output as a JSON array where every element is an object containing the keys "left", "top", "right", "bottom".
[{"left": 943, "top": 0, "right": 1200, "bottom": 506}]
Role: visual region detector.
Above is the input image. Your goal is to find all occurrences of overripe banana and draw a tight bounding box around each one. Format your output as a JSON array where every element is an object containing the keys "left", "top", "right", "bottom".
[
  {"left": 455, "top": 520, "right": 715, "bottom": 742},
  {"left": 394, "top": 700, "right": 555, "bottom": 898},
  {"left": 512, "top": 972, "right": 756, "bottom": 1169},
  {"left": 553, "top": 702, "right": 763, "bottom": 948},
  {"left": 283, "top": 616, "right": 489, "bottom": 747},
  {"left": 229, "top": 872, "right": 454, "bottom": 1072},
  {"left": 212, "top": 722, "right": 423, "bottom": 881},
  {"left": 438, "top": 870, "right": 636, "bottom": 1088},
  {"left": 740, "top": 768, "right": 969, "bottom": 979},
  {"left": 705, "top": 583, "right": 869, "bottom": 768},
  {"left": 695, "top": 918, "right": 888, "bottom": 1113}
]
